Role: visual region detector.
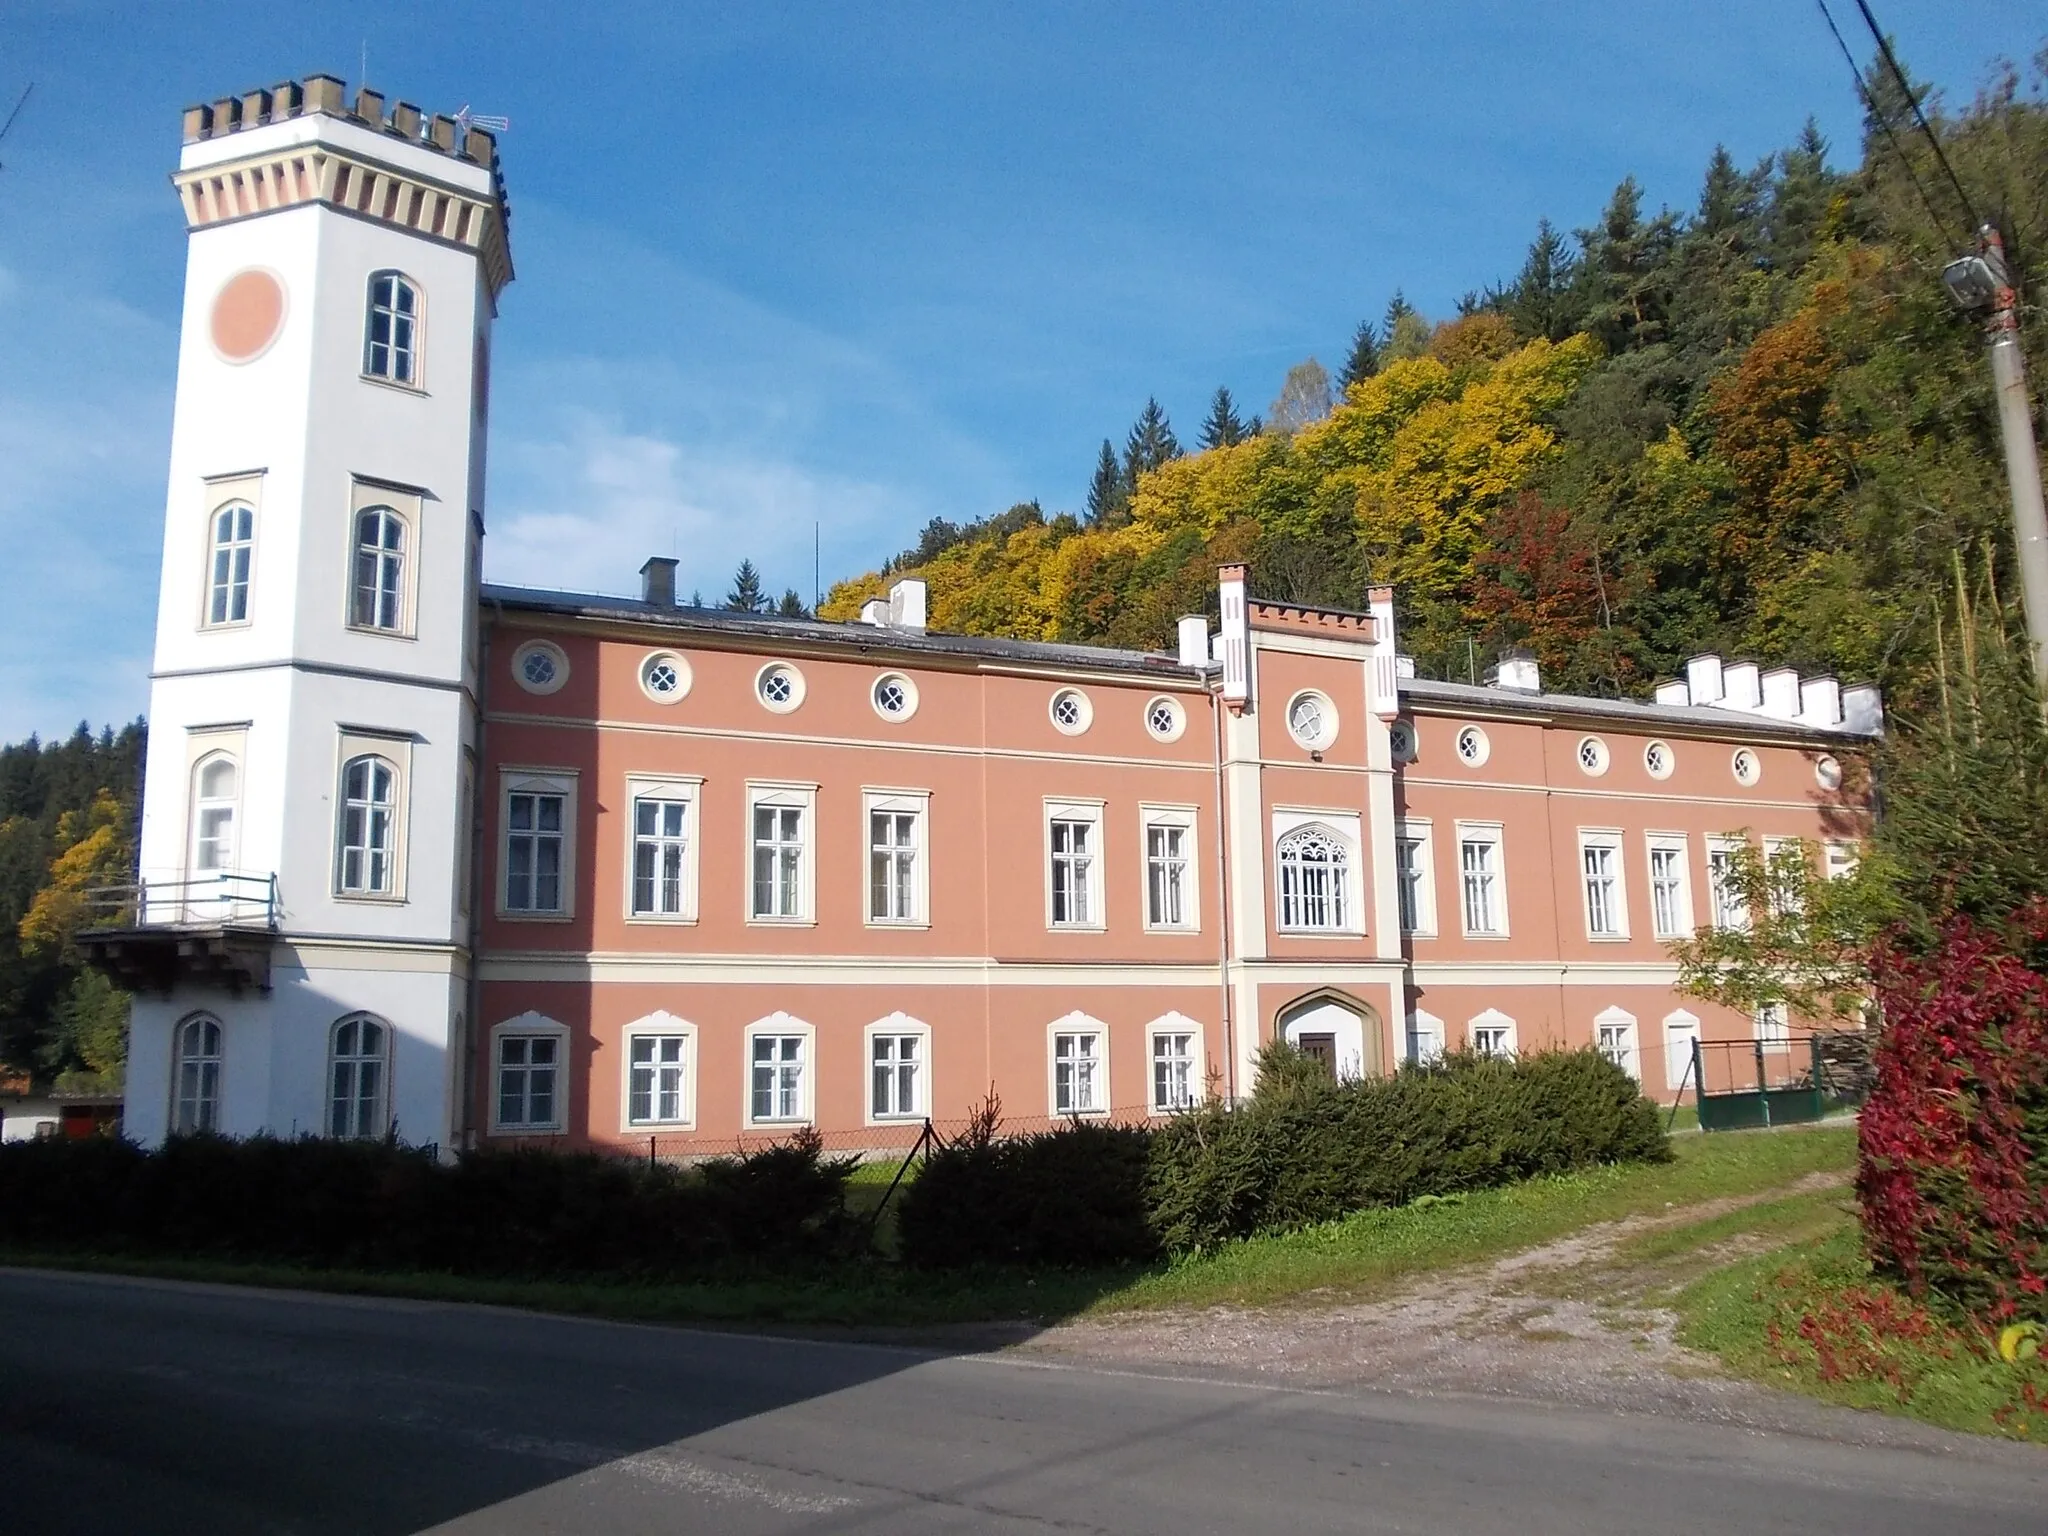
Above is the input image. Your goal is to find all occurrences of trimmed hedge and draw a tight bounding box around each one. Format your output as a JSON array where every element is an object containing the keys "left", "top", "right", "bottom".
[
  {"left": 0, "top": 1129, "right": 859, "bottom": 1278},
  {"left": 1859, "top": 904, "right": 2048, "bottom": 1322},
  {"left": 898, "top": 1046, "right": 1669, "bottom": 1268}
]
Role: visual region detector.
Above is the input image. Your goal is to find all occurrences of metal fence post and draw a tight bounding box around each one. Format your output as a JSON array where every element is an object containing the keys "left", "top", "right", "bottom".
[{"left": 1756, "top": 1040, "right": 1771, "bottom": 1130}]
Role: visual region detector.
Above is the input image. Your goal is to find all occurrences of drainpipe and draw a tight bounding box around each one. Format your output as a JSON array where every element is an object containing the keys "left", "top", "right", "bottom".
[
  {"left": 461, "top": 606, "right": 496, "bottom": 1152},
  {"left": 1209, "top": 677, "right": 1236, "bottom": 1103}
]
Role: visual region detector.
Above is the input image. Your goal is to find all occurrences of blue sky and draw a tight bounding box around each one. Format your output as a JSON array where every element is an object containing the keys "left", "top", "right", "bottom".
[{"left": 1, "top": 1, "right": 2040, "bottom": 741}]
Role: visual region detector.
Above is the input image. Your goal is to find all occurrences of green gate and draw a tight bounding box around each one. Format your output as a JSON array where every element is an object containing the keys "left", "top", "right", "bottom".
[{"left": 1689, "top": 1035, "right": 1828, "bottom": 1132}]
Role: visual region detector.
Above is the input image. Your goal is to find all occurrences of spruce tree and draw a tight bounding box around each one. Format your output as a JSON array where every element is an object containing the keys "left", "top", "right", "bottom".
[
  {"left": 1339, "top": 321, "right": 1380, "bottom": 388},
  {"left": 1085, "top": 438, "right": 1129, "bottom": 525},
  {"left": 1122, "top": 398, "right": 1181, "bottom": 486},
  {"left": 1199, "top": 387, "right": 1251, "bottom": 449},
  {"left": 1382, "top": 290, "right": 1416, "bottom": 341},
  {"left": 725, "top": 559, "right": 768, "bottom": 613},
  {"left": 776, "top": 589, "right": 811, "bottom": 619},
  {"left": 1507, "top": 219, "right": 1576, "bottom": 341}
]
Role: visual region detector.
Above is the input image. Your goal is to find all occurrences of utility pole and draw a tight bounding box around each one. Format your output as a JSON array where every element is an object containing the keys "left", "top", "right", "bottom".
[{"left": 1945, "top": 227, "right": 2048, "bottom": 698}]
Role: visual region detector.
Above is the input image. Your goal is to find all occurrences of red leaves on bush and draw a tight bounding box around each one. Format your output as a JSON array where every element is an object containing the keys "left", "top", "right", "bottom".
[
  {"left": 1857, "top": 902, "right": 2048, "bottom": 1321},
  {"left": 1764, "top": 1271, "right": 1953, "bottom": 1400}
]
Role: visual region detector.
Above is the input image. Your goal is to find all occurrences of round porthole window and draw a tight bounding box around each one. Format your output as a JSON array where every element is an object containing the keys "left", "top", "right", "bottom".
[
  {"left": 639, "top": 651, "right": 691, "bottom": 703},
  {"left": 1144, "top": 696, "right": 1186, "bottom": 743},
  {"left": 1732, "top": 747, "right": 1762, "bottom": 787},
  {"left": 1286, "top": 691, "right": 1337, "bottom": 752},
  {"left": 1049, "top": 688, "right": 1093, "bottom": 735},
  {"left": 872, "top": 672, "right": 919, "bottom": 722},
  {"left": 1454, "top": 725, "right": 1490, "bottom": 767},
  {"left": 1576, "top": 736, "right": 1610, "bottom": 777},
  {"left": 1388, "top": 720, "right": 1418, "bottom": 764},
  {"left": 1814, "top": 754, "right": 1843, "bottom": 791},
  {"left": 755, "top": 662, "right": 806, "bottom": 714},
  {"left": 512, "top": 640, "right": 568, "bottom": 696},
  {"left": 1643, "top": 740, "right": 1675, "bottom": 780}
]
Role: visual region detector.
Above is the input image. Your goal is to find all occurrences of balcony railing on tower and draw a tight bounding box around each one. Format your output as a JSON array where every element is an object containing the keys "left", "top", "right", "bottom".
[{"left": 74, "top": 871, "right": 279, "bottom": 996}]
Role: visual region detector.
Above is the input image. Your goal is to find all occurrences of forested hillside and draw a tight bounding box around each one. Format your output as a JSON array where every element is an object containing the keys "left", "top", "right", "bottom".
[{"left": 824, "top": 50, "right": 2048, "bottom": 726}]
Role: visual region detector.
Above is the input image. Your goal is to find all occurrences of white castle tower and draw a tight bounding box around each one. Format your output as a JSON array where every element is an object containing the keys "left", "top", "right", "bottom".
[{"left": 97, "top": 77, "right": 511, "bottom": 1147}]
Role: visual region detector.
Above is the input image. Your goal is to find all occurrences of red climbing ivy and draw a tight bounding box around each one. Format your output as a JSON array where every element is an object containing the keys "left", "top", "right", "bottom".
[{"left": 1857, "top": 902, "right": 2048, "bottom": 1322}]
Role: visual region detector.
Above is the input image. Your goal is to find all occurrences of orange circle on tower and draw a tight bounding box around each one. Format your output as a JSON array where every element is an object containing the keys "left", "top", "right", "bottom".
[{"left": 210, "top": 269, "right": 286, "bottom": 362}]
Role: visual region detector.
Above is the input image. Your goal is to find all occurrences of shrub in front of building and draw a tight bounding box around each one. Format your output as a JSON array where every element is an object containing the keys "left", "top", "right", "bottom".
[
  {"left": 0, "top": 1128, "right": 859, "bottom": 1278},
  {"left": 1858, "top": 904, "right": 2048, "bottom": 1323}
]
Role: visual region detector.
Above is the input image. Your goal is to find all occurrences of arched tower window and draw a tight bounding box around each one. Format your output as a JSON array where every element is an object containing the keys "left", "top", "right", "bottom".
[
  {"left": 171, "top": 1014, "right": 223, "bottom": 1133},
  {"left": 191, "top": 755, "right": 238, "bottom": 874},
  {"left": 351, "top": 507, "right": 406, "bottom": 632},
  {"left": 363, "top": 271, "right": 419, "bottom": 384},
  {"left": 205, "top": 502, "right": 254, "bottom": 625},
  {"left": 328, "top": 1015, "right": 390, "bottom": 1138},
  {"left": 337, "top": 755, "right": 397, "bottom": 894},
  {"left": 1276, "top": 825, "right": 1349, "bottom": 931}
]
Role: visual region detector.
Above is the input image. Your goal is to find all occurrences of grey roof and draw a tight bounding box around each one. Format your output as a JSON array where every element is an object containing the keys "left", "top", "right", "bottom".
[
  {"left": 481, "top": 583, "right": 1193, "bottom": 681},
  {"left": 1397, "top": 675, "right": 1876, "bottom": 743}
]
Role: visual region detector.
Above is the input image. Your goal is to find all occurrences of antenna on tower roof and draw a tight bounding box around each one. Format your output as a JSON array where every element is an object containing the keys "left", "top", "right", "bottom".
[
  {"left": 0, "top": 82, "right": 35, "bottom": 178},
  {"left": 454, "top": 104, "right": 511, "bottom": 133}
]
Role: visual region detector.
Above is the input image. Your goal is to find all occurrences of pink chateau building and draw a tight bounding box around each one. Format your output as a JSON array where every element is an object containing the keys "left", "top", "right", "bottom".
[{"left": 103, "top": 76, "right": 1879, "bottom": 1152}]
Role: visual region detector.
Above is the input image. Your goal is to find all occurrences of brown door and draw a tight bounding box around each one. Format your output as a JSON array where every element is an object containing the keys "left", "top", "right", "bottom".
[{"left": 1297, "top": 1033, "right": 1337, "bottom": 1078}]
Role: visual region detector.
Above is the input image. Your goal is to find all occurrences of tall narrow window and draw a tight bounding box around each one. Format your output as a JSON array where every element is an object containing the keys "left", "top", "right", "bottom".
[
  {"left": 752, "top": 804, "right": 806, "bottom": 919},
  {"left": 191, "top": 756, "right": 238, "bottom": 874},
  {"left": 632, "top": 794, "right": 689, "bottom": 916},
  {"left": 1595, "top": 1009, "right": 1639, "bottom": 1079},
  {"left": 1052, "top": 1029, "right": 1102, "bottom": 1114},
  {"left": 338, "top": 755, "right": 397, "bottom": 895},
  {"left": 1763, "top": 836, "right": 1805, "bottom": 916},
  {"left": 627, "top": 1033, "right": 690, "bottom": 1126},
  {"left": 1649, "top": 843, "right": 1689, "bottom": 938},
  {"left": 1755, "top": 1002, "right": 1791, "bottom": 1049},
  {"left": 1145, "top": 822, "right": 1190, "bottom": 928},
  {"left": 171, "top": 1015, "right": 222, "bottom": 1134},
  {"left": 871, "top": 1031, "right": 923, "bottom": 1118},
  {"left": 206, "top": 503, "right": 254, "bottom": 625},
  {"left": 1396, "top": 833, "right": 1428, "bottom": 934},
  {"left": 351, "top": 507, "right": 406, "bottom": 632},
  {"left": 328, "top": 1015, "right": 388, "bottom": 1138},
  {"left": 1151, "top": 1030, "right": 1196, "bottom": 1111},
  {"left": 1708, "top": 840, "right": 1748, "bottom": 930},
  {"left": 505, "top": 790, "right": 566, "bottom": 913},
  {"left": 495, "top": 1030, "right": 560, "bottom": 1130},
  {"left": 1049, "top": 817, "right": 1095, "bottom": 926},
  {"left": 870, "top": 809, "right": 919, "bottom": 922},
  {"left": 1581, "top": 840, "right": 1622, "bottom": 937},
  {"left": 1460, "top": 831, "right": 1504, "bottom": 935},
  {"left": 364, "top": 271, "right": 419, "bottom": 383},
  {"left": 751, "top": 1033, "right": 806, "bottom": 1121},
  {"left": 1277, "top": 825, "right": 1349, "bottom": 931}
]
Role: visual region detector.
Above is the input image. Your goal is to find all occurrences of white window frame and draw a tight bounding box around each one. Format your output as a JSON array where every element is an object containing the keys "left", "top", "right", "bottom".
[
  {"left": 1396, "top": 819, "right": 1437, "bottom": 937},
  {"left": 203, "top": 499, "right": 256, "bottom": 629},
  {"left": 743, "top": 1012, "right": 814, "bottom": 1127},
  {"left": 1139, "top": 804, "right": 1199, "bottom": 933},
  {"left": 747, "top": 781, "right": 819, "bottom": 925},
  {"left": 1578, "top": 829, "right": 1628, "bottom": 941},
  {"left": 348, "top": 505, "right": 412, "bottom": 635},
  {"left": 327, "top": 1013, "right": 391, "bottom": 1139},
  {"left": 335, "top": 732, "right": 411, "bottom": 902},
  {"left": 1594, "top": 1006, "right": 1640, "bottom": 1081},
  {"left": 1271, "top": 808, "right": 1364, "bottom": 937},
  {"left": 1706, "top": 835, "right": 1749, "bottom": 931},
  {"left": 188, "top": 751, "right": 241, "bottom": 880},
  {"left": 1663, "top": 1009, "right": 1701, "bottom": 1091},
  {"left": 620, "top": 1010, "right": 696, "bottom": 1131},
  {"left": 489, "top": 1011, "right": 569, "bottom": 1135},
  {"left": 1645, "top": 832, "right": 1694, "bottom": 939},
  {"left": 363, "top": 269, "right": 422, "bottom": 386},
  {"left": 865, "top": 1012, "right": 931, "bottom": 1124},
  {"left": 170, "top": 1012, "right": 223, "bottom": 1134},
  {"left": 499, "top": 769, "right": 577, "bottom": 920},
  {"left": 1763, "top": 835, "right": 1806, "bottom": 915},
  {"left": 624, "top": 775, "right": 702, "bottom": 924},
  {"left": 1147, "top": 1012, "right": 1202, "bottom": 1113},
  {"left": 1823, "top": 841, "right": 1858, "bottom": 882},
  {"left": 1469, "top": 1008, "right": 1517, "bottom": 1058},
  {"left": 1755, "top": 1001, "right": 1792, "bottom": 1052},
  {"left": 863, "top": 789, "right": 931, "bottom": 928},
  {"left": 1407, "top": 1008, "right": 1446, "bottom": 1065},
  {"left": 1048, "top": 1012, "right": 1108, "bottom": 1117},
  {"left": 1045, "top": 798, "right": 1106, "bottom": 932},
  {"left": 1456, "top": 821, "right": 1508, "bottom": 938}
]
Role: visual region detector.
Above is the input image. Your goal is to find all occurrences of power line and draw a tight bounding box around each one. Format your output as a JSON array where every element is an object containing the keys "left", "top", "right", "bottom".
[
  {"left": 1850, "top": 0, "right": 1981, "bottom": 233},
  {"left": 1812, "top": 0, "right": 1957, "bottom": 253}
]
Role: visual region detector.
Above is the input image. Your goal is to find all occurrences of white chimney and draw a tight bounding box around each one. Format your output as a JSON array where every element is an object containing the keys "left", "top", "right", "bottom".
[
  {"left": 1842, "top": 684, "right": 1885, "bottom": 735},
  {"left": 1177, "top": 615, "right": 1209, "bottom": 668},
  {"left": 1722, "top": 661, "right": 1762, "bottom": 710},
  {"left": 887, "top": 577, "right": 927, "bottom": 632},
  {"left": 859, "top": 597, "right": 890, "bottom": 627},
  {"left": 1489, "top": 649, "right": 1540, "bottom": 693},
  {"left": 1218, "top": 565, "right": 1250, "bottom": 707},
  {"left": 1799, "top": 675, "right": 1842, "bottom": 728},
  {"left": 1395, "top": 655, "right": 1417, "bottom": 679},
  {"left": 1654, "top": 679, "right": 1691, "bottom": 707},
  {"left": 1686, "top": 654, "right": 1724, "bottom": 704},
  {"left": 1368, "top": 586, "right": 1400, "bottom": 718},
  {"left": 1760, "top": 668, "right": 1801, "bottom": 720}
]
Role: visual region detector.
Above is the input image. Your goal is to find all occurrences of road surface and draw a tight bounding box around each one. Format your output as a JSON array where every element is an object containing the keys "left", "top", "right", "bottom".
[{"left": 0, "top": 1267, "right": 2040, "bottom": 1534}]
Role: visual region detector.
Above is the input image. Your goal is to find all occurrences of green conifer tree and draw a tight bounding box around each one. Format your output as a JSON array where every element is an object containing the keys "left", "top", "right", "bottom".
[
  {"left": 725, "top": 560, "right": 768, "bottom": 613},
  {"left": 1085, "top": 439, "right": 1129, "bottom": 525},
  {"left": 1199, "top": 387, "right": 1251, "bottom": 449},
  {"left": 1339, "top": 321, "right": 1380, "bottom": 388},
  {"left": 1122, "top": 399, "right": 1181, "bottom": 486},
  {"left": 776, "top": 589, "right": 811, "bottom": 619}
]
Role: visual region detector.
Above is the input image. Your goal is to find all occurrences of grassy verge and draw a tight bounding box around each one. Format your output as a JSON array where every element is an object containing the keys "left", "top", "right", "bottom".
[
  {"left": 0, "top": 1124, "right": 1854, "bottom": 1332},
  {"left": 1672, "top": 1220, "right": 2048, "bottom": 1441}
]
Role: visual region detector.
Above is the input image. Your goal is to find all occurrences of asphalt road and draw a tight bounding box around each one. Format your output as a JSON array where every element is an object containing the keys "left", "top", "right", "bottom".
[{"left": 1, "top": 1268, "right": 2042, "bottom": 1534}]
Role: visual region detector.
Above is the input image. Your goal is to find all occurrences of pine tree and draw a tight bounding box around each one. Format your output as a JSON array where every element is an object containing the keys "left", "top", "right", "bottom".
[
  {"left": 1382, "top": 289, "right": 1416, "bottom": 338},
  {"left": 1199, "top": 387, "right": 1251, "bottom": 449},
  {"left": 1085, "top": 438, "right": 1129, "bottom": 525},
  {"left": 725, "top": 559, "right": 768, "bottom": 613},
  {"left": 1339, "top": 321, "right": 1380, "bottom": 388},
  {"left": 1266, "top": 358, "right": 1334, "bottom": 433},
  {"left": 1122, "top": 399, "right": 1181, "bottom": 487},
  {"left": 776, "top": 589, "right": 811, "bottom": 619},
  {"left": 1507, "top": 219, "right": 1577, "bottom": 341}
]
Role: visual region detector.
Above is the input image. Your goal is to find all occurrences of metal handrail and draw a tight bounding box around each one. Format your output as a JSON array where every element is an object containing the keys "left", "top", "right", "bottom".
[{"left": 82, "top": 871, "right": 280, "bottom": 932}]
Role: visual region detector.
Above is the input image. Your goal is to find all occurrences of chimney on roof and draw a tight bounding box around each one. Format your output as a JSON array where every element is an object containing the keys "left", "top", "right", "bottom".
[
  {"left": 1842, "top": 684, "right": 1885, "bottom": 736},
  {"left": 1654, "top": 679, "right": 1691, "bottom": 707},
  {"left": 1487, "top": 648, "right": 1541, "bottom": 693},
  {"left": 888, "top": 577, "right": 927, "bottom": 633},
  {"left": 1799, "top": 675, "right": 1842, "bottom": 728},
  {"left": 1177, "top": 615, "right": 1209, "bottom": 669},
  {"left": 639, "top": 557, "right": 677, "bottom": 608},
  {"left": 1686, "top": 654, "right": 1725, "bottom": 704},
  {"left": 1760, "top": 667, "right": 1801, "bottom": 720},
  {"left": 860, "top": 597, "right": 890, "bottom": 626}
]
